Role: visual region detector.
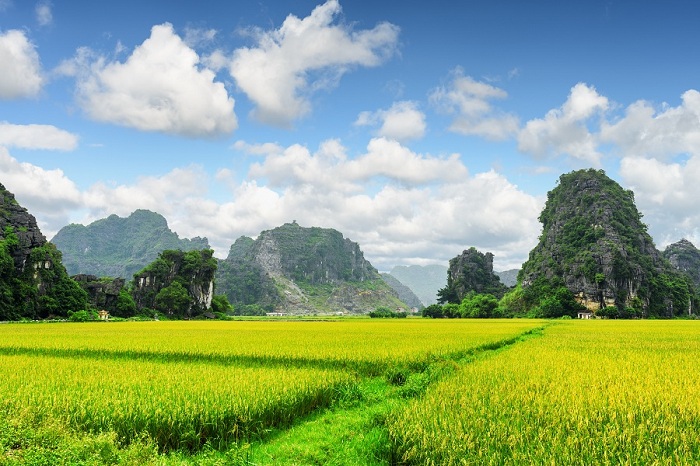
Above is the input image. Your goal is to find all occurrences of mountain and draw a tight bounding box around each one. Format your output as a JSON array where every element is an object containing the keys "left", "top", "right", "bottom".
[
  {"left": 216, "top": 221, "right": 406, "bottom": 314},
  {"left": 438, "top": 247, "right": 508, "bottom": 303},
  {"left": 132, "top": 249, "right": 217, "bottom": 318},
  {"left": 0, "top": 182, "right": 88, "bottom": 320},
  {"left": 519, "top": 169, "right": 695, "bottom": 318},
  {"left": 51, "top": 210, "right": 210, "bottom": 279},
  {"left": 663, "top": 239, "right": 700, "bottom": 289},
  {"left": 389, "top": 264, "right": 447, "bottom": 306},
  {"left": 495, "top": 269, "right": 519, "bottom": 287},
  {"left": 380, "top": 273, "right": 423, "bottom": 309}
]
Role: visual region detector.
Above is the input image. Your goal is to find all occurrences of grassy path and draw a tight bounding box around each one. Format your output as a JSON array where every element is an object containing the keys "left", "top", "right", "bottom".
[{"left": 240, "top": 324, "right": 549, "bottom": 465}]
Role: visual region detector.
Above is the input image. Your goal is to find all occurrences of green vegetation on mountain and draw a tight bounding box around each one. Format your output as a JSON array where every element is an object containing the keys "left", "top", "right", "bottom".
[
  {"left": 437, "top": 247, "right": 508, "bottom": 304},
  {"left": 1, "top": 183, "right": 88, "bottom": 320},
  {"left": 516, "top": 169, "right": 695, "bottom": 318},
  {"left": 51, "top": 209, "right": 210, "bottom": 279},
  {"left": 216, "top": 222, "right": 406, "bottom": 314},
  {"left": 132, "top": 249, "right": 218, "bottom": 319},
  {"left": 664, "top": 239, "right": 700, "bottom": 288}
]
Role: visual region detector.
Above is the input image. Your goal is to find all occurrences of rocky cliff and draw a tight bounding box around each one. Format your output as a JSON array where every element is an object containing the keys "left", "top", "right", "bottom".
[
  {"left": 1, "top": 182, "right": 88, "bottom": 320},
  {"left": 73, "top": 274, "right": 125, "bottom": 314},
  {"left": 51, "top": 210, "right": 210, "bottom": 279},
  {"left": 438, "top": 247, "right": 508, "bottom": 303},
  {"left": 663, "top": 239, "right": 700, "bottom": 289},
  {"left": 132, "top": 249, "right": 217, "bottom": 318},
  {"left": 519, "top": 169, "right": 694, "bottom": 317},
  {"left": 216, "top": 222, "right": 406, "bottom": 314}
]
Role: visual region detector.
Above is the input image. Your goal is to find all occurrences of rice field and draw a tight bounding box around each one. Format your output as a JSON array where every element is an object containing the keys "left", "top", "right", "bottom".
[
  {"left": 389, "top": 320, "right": 700, "bottom": 465},
  {"left": 3, "top": 318, "right": 698, "bottom": 464},
  {"left": 0, "top": 319, "right": 542, "bottom": 459}
]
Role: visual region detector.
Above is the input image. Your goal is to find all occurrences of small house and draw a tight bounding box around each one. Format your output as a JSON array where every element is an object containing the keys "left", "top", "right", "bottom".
[
  {"left": 577, "top": 311, "right": 593, "bottom": 319},
  {"left": 98, "top": 310, "right": 109, "bottom": 320}
]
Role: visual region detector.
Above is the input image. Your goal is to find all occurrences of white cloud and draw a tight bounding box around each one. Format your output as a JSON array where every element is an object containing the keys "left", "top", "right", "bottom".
[
  {"left": 69, "top": 23, "right": 237, "bottom": 137},
  {"left": 183, "top": 27, "right": 217, "bottom": 47},
  {"left": 355, "top": 101, "right": 426, "bottom": 142},
  {"left": 619, "top": 155, "right": 700, "bottom": 249},
  {"left": 0, "top": 147, "right": 82, "bottom": 234},
  {"left": 238, "top": 138, "right": 540, "bottom": 269},
  {"left": 2, "top": 134, "right": 540, "bottom": 271},
  {"left": 35, "top": 1, "right": 52, "bottom": 26},
  {"left": 246, "top": 137, "right": 467, "bottom": 191},
  {"left": 430, "top": 69, "right": 519, "bottom": 140},
  {"left": 0, "top": 122, "right": 78, "bottom": 150},
  {"left": 0, "top": 29, "right": 44, "bottom": 99},
  {"left": 517, "top": 83, "right": 608, "bottom": 165},
  {"left": 601, "top": 89, "right": 700, "bottom": 159},
  {"left": 229, "top": 0, "right": 399, "bottom": 126}
]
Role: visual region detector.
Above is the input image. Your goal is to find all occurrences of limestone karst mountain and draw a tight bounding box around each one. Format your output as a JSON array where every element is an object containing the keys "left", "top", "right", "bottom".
[
  {"left": 216, "top": 222, "right": 407, "bottom": 314},
  {"left": 380, "top": 273, "right": 423, "bottom": 309},
  {"left": 0, "top": 182, "right": 88, "bottom": 320},
  {"left": 389, "top": 264, "right": 447, "bottom": 306},
  {"left": 51, "top": 209, "right": 209, "bottom": 279},
  {"left": 663, "top": 239, "right": 700, "bottom": 289},
  {"left": 437, "top": 247, "right": 509, "bottom": 303},
  {"left": 518, "top": 169, "right": 695, "bottom": 317}
]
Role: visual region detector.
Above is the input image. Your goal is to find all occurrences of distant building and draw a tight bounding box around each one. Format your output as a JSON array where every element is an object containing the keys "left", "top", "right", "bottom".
[
  {"left": 578, "top": 312, "right": 593, "bottom": 319},
  {"left": 98, "top": 310, "right": 109, "bottom": 320}
]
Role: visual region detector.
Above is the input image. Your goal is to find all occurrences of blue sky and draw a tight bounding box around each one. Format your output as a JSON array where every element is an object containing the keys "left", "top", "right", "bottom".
[{"left": 2, "top": 0, "right": 700, "bottom": 271}]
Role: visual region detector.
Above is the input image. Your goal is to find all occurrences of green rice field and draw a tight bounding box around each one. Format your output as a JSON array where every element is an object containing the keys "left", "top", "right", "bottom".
[{"left": 1, "top": 318, "right": 699, "bottom": 464}]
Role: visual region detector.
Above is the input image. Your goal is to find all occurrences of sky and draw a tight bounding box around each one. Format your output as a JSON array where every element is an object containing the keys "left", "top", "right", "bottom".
[{"left": 1, "top": 0, "right": 700, "bottom": 272}]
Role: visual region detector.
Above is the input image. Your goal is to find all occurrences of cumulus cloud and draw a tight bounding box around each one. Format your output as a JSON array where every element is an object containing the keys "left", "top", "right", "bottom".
[
  {"left": 430, "top": 69, "right": 519, "bottom": 140},
  {"left": 3, "top": 133, "right": 540, "bottom": 271},
  {"left": 238, "top": 138, "right": 540, "bottom": 269},
  {"left": 354, "top": 101, "right": 426, "bottom": 142},
  {"left": 0, "top": 29, "right": 44, "bottom": 99},
  {"left": 0, "top": 147, "right": 82, "bottom": 234},
  {"left": 229, "top": 0, "right": 399, "bottom": 126},
  {"left": 601, "top": 89, "right": 700, "bottom": 159},
  {"left": 245, "top": 137, "right": 467, "bottom": 191},
  {"left": 517, "top": 83, "right": 608, "bottom": 165},
  {"left": 619, "top": 155, "right": 700, "bottom": 249},
  {"left": 35, "top": 1, "right": 52, "bottom": 26},
  {"left": 0, "top": 122, "right": 78, "bottom": 150},
  {"left": 66, "top": 23, "right": 237, "bottom": 137}
]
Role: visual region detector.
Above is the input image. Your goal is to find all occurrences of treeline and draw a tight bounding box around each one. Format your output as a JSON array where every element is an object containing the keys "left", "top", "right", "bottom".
[{"left": 425, "top": 277, "right": 587, "bottom": 319}]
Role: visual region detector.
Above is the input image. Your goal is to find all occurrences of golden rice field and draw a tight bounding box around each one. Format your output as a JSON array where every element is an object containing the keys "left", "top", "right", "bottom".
[
  {"left": 0, "top": 319, "right": 542, "bottom": 457},
  {"left": 2, "top": 318, "right": 699, "bottom": 464},
  {"left": 389, "top": 320, "right": 700, "bottom": 465}
]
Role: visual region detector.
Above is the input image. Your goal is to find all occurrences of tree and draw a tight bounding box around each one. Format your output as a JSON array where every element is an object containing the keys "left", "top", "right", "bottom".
[
  {"left": 459, "top": 293, "right": 499, "bottom": 318},
  {"left": 211, "top": 294, "right": 233, "bottom": 315},
  {"left": 155, "top": 282, "right": 190, "bottom": 317},
  {"left": 115, "top": 289, "right": 138, "bottom": 317}
]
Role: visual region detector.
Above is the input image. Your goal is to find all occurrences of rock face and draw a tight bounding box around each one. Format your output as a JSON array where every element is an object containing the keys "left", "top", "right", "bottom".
[
  {"left": 380, "top": 273, "right": 423, "bottom": 309},
  {"left": 216, "top": 222, "right": 406, "bottom": 314},
  {"left": 131, "top": 249, "right": 217, "bottom": 318},
  {"left": 438, "top": 247, "right": 508, "bottom": 303},
  {"left": 663, "top": 239, "right": 700, "bottom": 288},
  {"left": 0, "top": 182, "right": 88, "bottom": 320},
  {"left": 0, "top": 183, "right": 47, "bottom": 270},
  {"left": 73, "top": 274, "right": 125, "bottom": 313},
  {"left": 519, "top": 169, "right": 693, "bottom": 317},
  {"left": 51, "top": 210, "right": 210, "bottom": 279},
  {"left": 389, "top": 264, "right": 447, "bottom": 306}
]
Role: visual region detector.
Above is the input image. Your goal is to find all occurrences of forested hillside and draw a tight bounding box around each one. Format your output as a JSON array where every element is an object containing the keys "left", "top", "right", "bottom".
[{"left": 51, "top": 210, "right": 209, "bottom": 279}]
